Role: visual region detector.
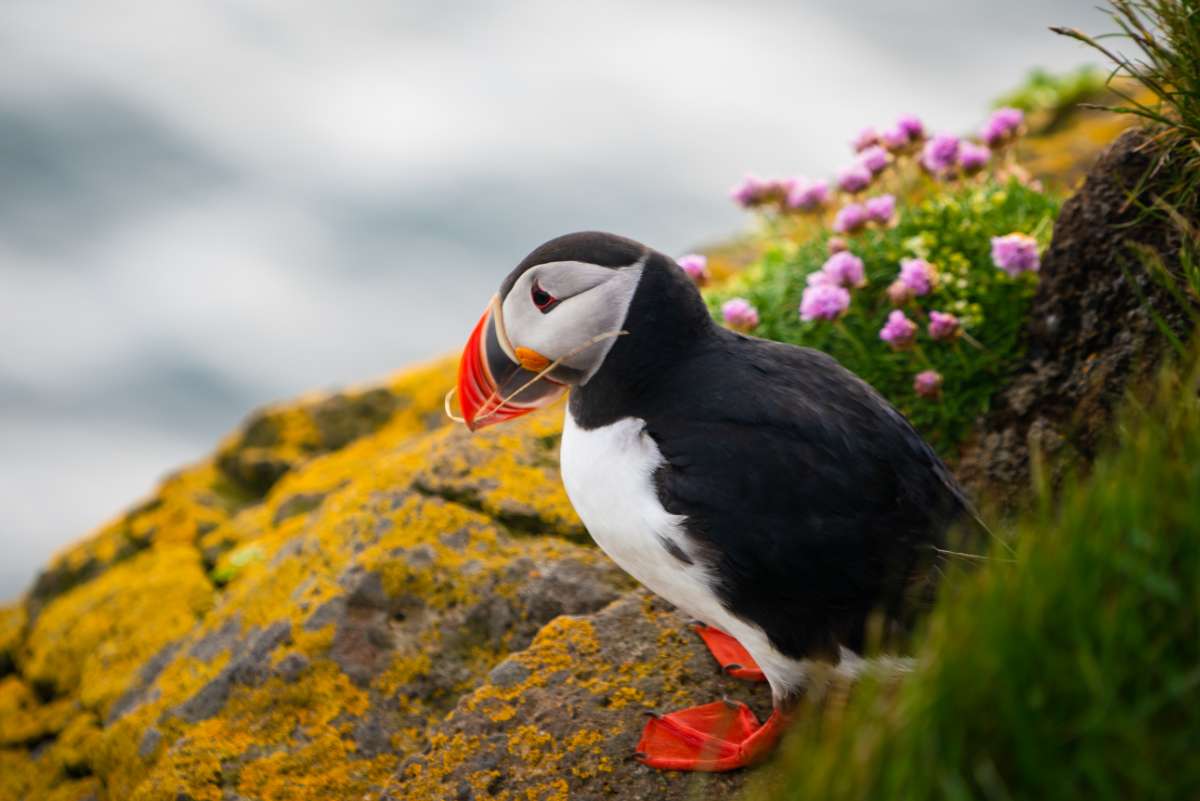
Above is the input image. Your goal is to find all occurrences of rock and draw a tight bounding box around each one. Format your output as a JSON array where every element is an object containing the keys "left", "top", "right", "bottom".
[
  {"left": 958, "top": 128, "right": 1195, "bottom": 506},
  {"left": 383, "top": 591, "right": 763, "bottom": 801}
]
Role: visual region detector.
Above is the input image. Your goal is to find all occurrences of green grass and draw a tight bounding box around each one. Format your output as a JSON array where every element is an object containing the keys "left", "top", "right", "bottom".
[
  {"left": 1054, "top": 0, "right": 1200, "bottom": 209},
  {"left": 710, "top": 180, "right": 1059, "bottom": 455},
  {"left": 745, "top": 354, "right": 1200, "bottom": 801}
]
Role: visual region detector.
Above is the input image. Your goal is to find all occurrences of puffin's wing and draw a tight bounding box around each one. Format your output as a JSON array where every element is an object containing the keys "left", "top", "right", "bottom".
[{"left": 646, "top": 336, "right": 965, "bottom": 659}]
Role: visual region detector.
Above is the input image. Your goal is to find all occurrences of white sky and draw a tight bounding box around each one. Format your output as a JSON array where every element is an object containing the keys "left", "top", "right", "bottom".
[{"left": 0, "top": 0, "right": 1101, "bottom": 598}]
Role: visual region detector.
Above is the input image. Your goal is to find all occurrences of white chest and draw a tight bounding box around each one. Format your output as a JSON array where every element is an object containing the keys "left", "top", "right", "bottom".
[
  {"left": 559, "top": 408, "right": 812, "bottom": 697},
  {"left": 559, "top": 411, "right": 714, "bottom": 621}
]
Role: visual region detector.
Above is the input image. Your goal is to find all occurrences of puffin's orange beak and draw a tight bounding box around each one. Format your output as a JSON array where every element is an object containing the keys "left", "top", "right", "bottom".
[{"left": 456, "top": 297, "right": 566, "bottom": 431}]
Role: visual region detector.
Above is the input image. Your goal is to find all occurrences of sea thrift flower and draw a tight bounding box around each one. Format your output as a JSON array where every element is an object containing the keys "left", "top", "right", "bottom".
[
  {"left": 921, "top": 133, "right": 961, "bottom": 175},
  {"left": 800, "top": 283, "right": 851, "bottom": 322},
  {"left": 858, "top": 145, "right": 889, "bottom": 175},
  {"left": 832, "top": 202, "right": 870, "bottom": 233},
  {"left": 821, "top": 251, "right": 866, "bottom": 288},
  {"left": 865, "top": 194, "right": 896, "bottom": 225},
  {"left": 677, "top": 254, "right": 709, "bottom": 286},
  {"left": 991, "top": 232, "right": 1040, "bottom": 276},
  {"left": 827, "top": 237, "right": 849, "bottom": 254},
  {"left": 837, "top": 163, "right": 873, "bottom": 193},
  {"left": 887, "top": 279, "right": 912, "bottom": 306},
  {"left": 880, "top": 126, "right": 909, "bottom": 151},
  {"left": 852, "top": 126, "right": 879, "bottom": 152},
  {"left": 899, "top": 258, "right": 935, "bottom": 295},
  {"left": 786, "top": 178, "right": 830, "bottom": 211},
  {"left": 928, "top": 310, "right": 961, "bottom": 341},
  {"left": 731, "top": 175, "right": 770, "bottom": 207},
  {"left": 722, "top": 298, "right": 760, "bottom": 331},
  {"left": 958, "top": 141, "right": 990, "bottom": 174},
  {"left": 897, "top": 114, "right": 925, "bottom": 140},
  {"left": 806, "top": 270, "right": 835, "bottom": 287},
  {"left": 914, "top": 369, "right": 943, "bottom": 398},
  {"left": 731, "top": 176, "right": 793, "bottom": 207},
  {"left": 981, "top": 107, "right": 1024, "bottom": 146},
  {"left": 879, "top": 309, "right": 917, "bottom": 349}
]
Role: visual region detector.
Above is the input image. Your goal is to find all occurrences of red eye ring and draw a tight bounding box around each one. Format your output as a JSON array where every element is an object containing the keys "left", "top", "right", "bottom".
[{"left": 531, "top": 280, "right": 559, "bottom": 313}]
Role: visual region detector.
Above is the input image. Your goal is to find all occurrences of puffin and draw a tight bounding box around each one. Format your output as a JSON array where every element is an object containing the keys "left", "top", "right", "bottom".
[{"left": 453, "top": 231, "right": 974, "bottom": 772}]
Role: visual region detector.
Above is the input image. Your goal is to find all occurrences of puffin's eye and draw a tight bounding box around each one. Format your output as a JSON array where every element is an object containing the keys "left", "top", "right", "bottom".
[{"left": 531, "top": 280, "right": 559, "bottom": 313}]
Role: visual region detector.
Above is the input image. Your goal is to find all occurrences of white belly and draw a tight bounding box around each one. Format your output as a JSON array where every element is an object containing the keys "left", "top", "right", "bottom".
[{"left": 559, "top": 409, "right": 809, "bottom": 697}]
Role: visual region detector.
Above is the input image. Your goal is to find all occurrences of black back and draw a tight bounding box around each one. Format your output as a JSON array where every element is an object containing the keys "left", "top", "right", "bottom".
[{"left": 569, "top": 238, "right": 970, "bottom": 662}]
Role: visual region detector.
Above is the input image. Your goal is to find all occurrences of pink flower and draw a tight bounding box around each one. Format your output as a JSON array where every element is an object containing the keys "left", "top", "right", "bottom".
[
  {"left": 677, "top": 254, "right": 710, "bottom": 286},
  {"left": 852, "top": 126, "right": 879, "bottom": 152},
  {"left": 832, "top": 203, "right": 869, "bottom": 233},
  {"left": 837, "top": 164, "right": 873, "bottom": 194},
  {"left": 827, "top": 237, "right": 849, "bottom": 255},
  {"left": 858, "top": 145, "right": 889, "bottom": 175},
  {"left": 865, "top": 194, "right": 896, "bottom": 225},
  {"left": 821, "top": 251, "right": 866, "bottom": 288},
  {"left": 897, "top": 114, "right": 925, "bottom": 141},
  {"left": 731, "top": 175, "right": 769, "bottom": 207},
  {"left": 800, "top": 283, "right": 851, "bottom": 322},
  {"left": 914, "top": 370, "right": 943, "bottom": 399},
  {"left": 899, "top": 258, "right": 935, "bottom": 295},
  {"left": 981, "top": 107, "right": 1024, "bottom": 146},
  {"left": 786, "top": 178, "right": 830, "bottom": 211},
  {"left": 921, "top": 133, "right": 961, "bottom": 175},
  {"left": 887, "top": 279, "right": 913, "bottom": 306},
  {"left": 731, "top": 175, "right": 793, "bottom": 207},
  {"left": 879, "top": 309, "right": 918, "bottom": 349},
  {"left": 958, "top": 142, "right": 990, "bottom": 174},
  {"left": 722, "top": 298, "right": 760, "bottom": 331},
  {"left": 928, "top": 310, "right": 961, "bottom": 341},
  {"left": 991, "top": 232, "right": 1040, "bottom": 276},
  {"left": 880, "top": 125, "right": 910, "bottom": 152}
]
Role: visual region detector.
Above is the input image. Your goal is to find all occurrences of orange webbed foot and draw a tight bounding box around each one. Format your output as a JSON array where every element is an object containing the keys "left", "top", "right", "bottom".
[
  {"left": 693, "top": 624, "right": 767, "bottom": 682},
  {"left": 635, "top": 700, "right": 786, "bottom": 772}
]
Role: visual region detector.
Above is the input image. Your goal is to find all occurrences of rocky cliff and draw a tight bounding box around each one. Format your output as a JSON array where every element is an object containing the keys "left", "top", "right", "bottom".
[{"left": 0, "top": 358, "right": 769, "bottom": 800}]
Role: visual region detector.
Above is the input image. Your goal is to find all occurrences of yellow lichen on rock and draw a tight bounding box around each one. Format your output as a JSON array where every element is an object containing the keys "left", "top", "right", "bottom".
[
  {"left": 22, "top": 545, "right": 213, "bottom": 714},
  {"left": 0, "top": 353, "right": 648, "bottom": 801}
]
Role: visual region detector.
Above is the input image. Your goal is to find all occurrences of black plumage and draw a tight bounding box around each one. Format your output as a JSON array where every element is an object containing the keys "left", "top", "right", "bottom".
[{"left": 550, "top": 235, "right": 974, "bottom": 664}]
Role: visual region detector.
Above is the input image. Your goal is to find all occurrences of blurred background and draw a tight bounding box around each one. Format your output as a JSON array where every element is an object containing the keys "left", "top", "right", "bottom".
[{"left": 0, "top": 0, "right": 1096, "bottom": 599}]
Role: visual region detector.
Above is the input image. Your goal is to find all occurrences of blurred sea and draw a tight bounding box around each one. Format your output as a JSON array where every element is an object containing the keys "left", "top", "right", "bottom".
[{"left": 0, "top": 0, "right": 1098, "bottom": 598}]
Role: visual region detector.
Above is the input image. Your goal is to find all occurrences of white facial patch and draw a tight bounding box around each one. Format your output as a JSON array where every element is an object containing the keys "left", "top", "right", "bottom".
[{"left": 501, "top": 256, "right": 644, "bottom": 385}]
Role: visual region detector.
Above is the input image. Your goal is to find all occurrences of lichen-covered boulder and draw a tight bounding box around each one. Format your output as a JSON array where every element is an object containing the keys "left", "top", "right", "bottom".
[
  {"left": 0, "top": 356, "right": 765, "bottom": 801},
  {"left": 385, "top": 591, "right": 765, "bottom": 801}
]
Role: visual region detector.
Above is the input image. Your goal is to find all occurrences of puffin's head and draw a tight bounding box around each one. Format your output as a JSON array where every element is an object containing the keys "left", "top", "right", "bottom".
[{"left": 456, "top": 231, "right": 650, "bottom": 431}]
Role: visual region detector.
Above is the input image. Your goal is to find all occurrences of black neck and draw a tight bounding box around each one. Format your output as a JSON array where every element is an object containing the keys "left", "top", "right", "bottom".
[{"left": 569, "top": 250, "right": 717, "bottom": 429}]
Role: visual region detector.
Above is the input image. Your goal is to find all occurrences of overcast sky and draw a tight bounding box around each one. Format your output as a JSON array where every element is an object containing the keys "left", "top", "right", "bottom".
[{"left": 0, "top": 0, "right": 1101, "bottom": 599}]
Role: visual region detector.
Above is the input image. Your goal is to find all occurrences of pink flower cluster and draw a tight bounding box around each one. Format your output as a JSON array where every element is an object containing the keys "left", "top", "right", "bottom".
[
  {"left": 799, "top": 250, "right": 871, "bottom": 321},
  {"left": 880, "top": 310, "right": 917, "bottom": 349},
  {"left": 677, "top": 253, "right": 710, "bottom": 286},
  {"left": 981, "top": 107, "right": 1024, "bottom": 147},
  {"left": 731, "top": 175, "right": 831, "bottom": 212},
  {"left": 721, "top": 297, "right": 760, "bottom": 331},
  {"left": 833, "top": 194, "right": 896, "bottom": 234},
  {"left": 991, "top": 232, "right": 1040, "bottom": 276}
]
